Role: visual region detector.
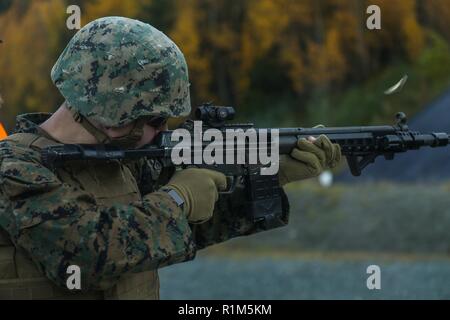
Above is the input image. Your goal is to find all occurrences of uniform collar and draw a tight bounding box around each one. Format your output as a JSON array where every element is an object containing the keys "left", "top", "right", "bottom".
[{"left": 13, "top": 112, "right": 57, "bottom": 141}]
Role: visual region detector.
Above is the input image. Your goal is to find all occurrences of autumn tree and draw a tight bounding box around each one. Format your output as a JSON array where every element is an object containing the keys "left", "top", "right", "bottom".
[{"left": 0, "top": 0, "right": 449, "bottom": 128}]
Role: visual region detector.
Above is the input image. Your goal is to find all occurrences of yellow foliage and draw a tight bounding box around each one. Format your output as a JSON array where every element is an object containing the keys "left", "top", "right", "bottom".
[
  {"left": 280, "top": 38, "right": 306, "bottom": 93},
  {"left": 208, "top": 24, "right": 237, "bottom": 52},
  {"left": 424, "top": 0, "right": 450, "bottom": 41},
  {"left": 306, "top": 40, "right": 328, "bottom": 87},
  {"left": 305, "top": 28, "right": 347, "bottom": 88},
  {"left": 0, "top": 0, "right": 445, "bottom": 126},
  {"left": 369, "top": 0, "right": 425, "bottom": 60},
  {"left": 402, "top": 15, "right": 424, "bottom": 60},
  {"left": 169, "top": 0, "right": 212, "bottom": 101},
  {"left": 324, "top": 29, "right": 347, "bottom": 83},
  {"left": 246, "top": 0, "right": 290, "bottom": 54},
  {"left": 84, "top": 0, "right": 142, "bottom": 24},
  {"left": 0, "top": 0, "right": 66, "bottom": 122}
]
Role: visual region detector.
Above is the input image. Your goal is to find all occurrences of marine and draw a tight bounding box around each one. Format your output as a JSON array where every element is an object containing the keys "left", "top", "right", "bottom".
[{"left": 0, "top": 16, "right": 341, "bottom": 299}]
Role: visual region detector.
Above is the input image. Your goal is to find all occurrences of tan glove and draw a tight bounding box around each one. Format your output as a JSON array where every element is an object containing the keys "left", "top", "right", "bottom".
[
  {"left": 165, "top": 168, "right": 227, "bottom": 224},
  {"left": 279, "top": 135, "right": 341, "bottom": 185}
]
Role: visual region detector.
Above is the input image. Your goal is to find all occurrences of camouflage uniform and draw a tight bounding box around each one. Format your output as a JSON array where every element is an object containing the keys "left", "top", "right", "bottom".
[
  {"left": 0, "top": 113, "right": 289, "bottom": 299},
  {"left": 0, "top": 17, "right": 290, "bottom": 299},
  {"left": 0, "top": 113, "right": 192, "bottom": 299}
]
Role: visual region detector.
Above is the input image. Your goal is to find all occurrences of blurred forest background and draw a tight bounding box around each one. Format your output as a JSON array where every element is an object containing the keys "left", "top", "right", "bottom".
[
  {"left": 0, "top": 0, "right": 450, "bottom": 131},
  {"left": 1, "top": 0, "right": 450, "bottom": 299}
]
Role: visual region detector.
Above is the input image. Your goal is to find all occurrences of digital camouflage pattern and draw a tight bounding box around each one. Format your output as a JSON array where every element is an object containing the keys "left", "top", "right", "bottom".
[
  {"left": 0, "top": 113, "right": 195, "bottom": 291},
  {"left": 0, "top": 17, "right": 290, "bottom": 297},
  {"left": 51, "top": 17, "right": 191, "bottom": 127},
  {"left": 0, "top": 113, "right": 290, "bottom": 293}
]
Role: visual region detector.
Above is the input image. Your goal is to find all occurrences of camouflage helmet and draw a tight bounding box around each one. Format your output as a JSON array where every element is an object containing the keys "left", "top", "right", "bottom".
[{"left": 51, "top": 16, "right": 191, "bottom": 127}]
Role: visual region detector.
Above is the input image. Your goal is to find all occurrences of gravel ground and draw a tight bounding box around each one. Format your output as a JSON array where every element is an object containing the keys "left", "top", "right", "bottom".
[
  {"left": 159, "top": 181, "right": 450, "bottom": 300},
  {"left": 159, "top": 253, "right": 450, "bottom": 300}
]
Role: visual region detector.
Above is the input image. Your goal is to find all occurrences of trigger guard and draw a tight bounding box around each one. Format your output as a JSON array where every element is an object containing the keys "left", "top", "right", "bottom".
[{"left": 219, "top": 176, "right": 237, "bottom": 195}]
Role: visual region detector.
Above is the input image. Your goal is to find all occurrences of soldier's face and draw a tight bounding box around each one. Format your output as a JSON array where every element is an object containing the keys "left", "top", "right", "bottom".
[
  {"left": 102, "top": 123, "right": 135, "bottom": 139},
  {"left": 102, "top": 122, "right": 167, "bottom": 148},
  {"left": 136, "top": 123, "right": 168, "bottom": 148}
]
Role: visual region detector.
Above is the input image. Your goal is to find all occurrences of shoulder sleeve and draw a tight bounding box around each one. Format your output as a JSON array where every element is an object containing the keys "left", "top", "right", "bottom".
[{"left": 0, "top": 140, "right": 196, "bottom": 291}]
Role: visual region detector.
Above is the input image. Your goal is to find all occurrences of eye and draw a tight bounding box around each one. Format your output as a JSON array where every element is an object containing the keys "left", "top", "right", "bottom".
[{"left": 147, "top": 116, "right": 168, "bottom": 127}]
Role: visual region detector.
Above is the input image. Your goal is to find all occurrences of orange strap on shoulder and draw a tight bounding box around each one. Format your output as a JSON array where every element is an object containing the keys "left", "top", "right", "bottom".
[{"left": 0, "top": 123, "right": 7, "bottom": 140}]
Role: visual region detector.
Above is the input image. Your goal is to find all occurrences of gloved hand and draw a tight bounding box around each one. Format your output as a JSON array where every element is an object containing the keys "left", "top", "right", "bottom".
[
  {"left": 278, "top": 135, "right": 341, "bottom": 186},
  {"left": 165, "top": 168, "right": 227, "bottom": 224}
]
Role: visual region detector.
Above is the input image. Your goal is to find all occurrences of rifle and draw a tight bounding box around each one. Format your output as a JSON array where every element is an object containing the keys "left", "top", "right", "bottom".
[{"left": 41, "top": 105, "right": 450, "bottom": 228}]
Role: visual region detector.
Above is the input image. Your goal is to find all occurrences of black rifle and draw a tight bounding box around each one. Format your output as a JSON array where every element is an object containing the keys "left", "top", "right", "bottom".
[{"left": 41, "top": 105, "right": 450, "bottom": 228}]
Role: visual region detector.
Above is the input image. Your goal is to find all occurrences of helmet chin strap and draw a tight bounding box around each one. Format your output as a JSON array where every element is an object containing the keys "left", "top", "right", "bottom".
[{"left": 69, "top": 108, "right": 146, "bottom": 148}]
